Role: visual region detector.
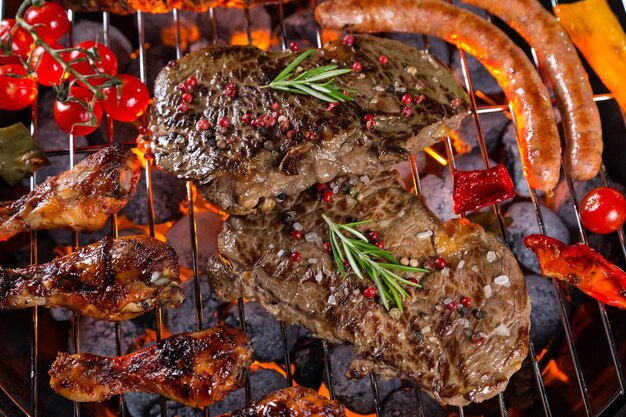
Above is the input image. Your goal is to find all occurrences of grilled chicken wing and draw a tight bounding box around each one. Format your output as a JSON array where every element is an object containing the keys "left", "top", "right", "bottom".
[
  {"left": 0, "top": 145, "right": 139, "bottom": 242},
  {"left": 49, "top": 327, "right": 252, "bottom": 408},
  {"left": 220, "top": 387, "right": 346, "bottom": 417},
  {"left": 0, "top": 235, "right": 184, "bottom": 321}
]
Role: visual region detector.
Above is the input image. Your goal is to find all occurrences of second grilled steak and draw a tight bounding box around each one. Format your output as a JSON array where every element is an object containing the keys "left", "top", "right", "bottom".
[
  {"left": 207, "top": 170, "right": 530, "bottom": 406},
  {"left": 150, "top": 35, "right": 469, "bottom": 215}
]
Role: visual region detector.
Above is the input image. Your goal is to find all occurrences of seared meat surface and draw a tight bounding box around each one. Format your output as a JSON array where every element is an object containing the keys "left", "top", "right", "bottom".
[
  {"left": 208, "top": 171, "right": 530, "bottom": 406},
  {"left": 219, "top": 387, "right": 346, "bottom": 417},
  {"left": 50, "top": 326, "right": 252, "bottom": 408},
  {"left": 0, "top": 236, "right": 184, "bottom": 321},
  {"left": 0, "top": 145, "right": 139, "bottom": 241},
  {"left": 150, "top": 35, "right": 469, "bottom": 214},
  {"left": 53, "top": 0, "right": 289, "bottom": 14}
]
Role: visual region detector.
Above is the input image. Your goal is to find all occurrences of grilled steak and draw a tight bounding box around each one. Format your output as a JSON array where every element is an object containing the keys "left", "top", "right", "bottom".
[
  {"left": 207, "top": 170, "right": 530, "bottom": 406},
  {"left": 150, "top": 35, "right": 469, "bottom": 215}
]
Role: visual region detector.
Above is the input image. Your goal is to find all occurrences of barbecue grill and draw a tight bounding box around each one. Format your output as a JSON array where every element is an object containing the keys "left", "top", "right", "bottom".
[{"left": 0, "top": 0, "right": 625, "bottom": 416}]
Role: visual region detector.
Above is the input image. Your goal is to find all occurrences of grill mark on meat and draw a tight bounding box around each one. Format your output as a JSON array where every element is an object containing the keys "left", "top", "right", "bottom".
[
  {"left": 150, "top": 35, "right": 469, "bottom": 215},
  {"left": 207, "top": 170, "right": 530, "bottom": 406}
]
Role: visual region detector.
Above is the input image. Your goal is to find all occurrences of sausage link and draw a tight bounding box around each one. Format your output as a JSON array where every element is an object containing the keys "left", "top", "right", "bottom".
[
  {"left": 316, "top": 0, "right": 562, "bottom": 191},
  {"left": 461, "top": 0, "right": 602, "bottom": 181}
]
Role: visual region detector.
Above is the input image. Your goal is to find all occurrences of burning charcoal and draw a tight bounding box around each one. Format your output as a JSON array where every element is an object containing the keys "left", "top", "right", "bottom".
[
  {"left": 447, "top": 152, "right": 498, "bottom": 172},
  {"left": 122, "top": 168, "right": 186, "bottom": 225},
  {"left": 326, "top": 344, "right": 400, "bottom": 415},
  {"left": 127, "top": 45, "right": 176, "bottom": 96},
  {"left": 292, "top": 338, "right": 325, "bottom": 390},
  {"left": 142, "top": 10, "right": 200, "bottom": 53},
  {"left": 502, "top": 122, "right": 545, "bottom": 198},
  {"left": 551, "top": 176, "right": 626, "bottom": 232},
  {"left": 36, "top": 91, "right": 89, "bottom": 153},
  {"left": 49, "top": 219, "right": 113, "bottom": 248},
  {"left": 505, "top": 202, "right": 570, "bottom": 274},
  {"left": 72, "top": 317, "right": 146, "bottom": 357},
  {"left": 225, "top": 301, "right": 299, "bottom": 362},
  {"left": 166, "top": 277, "right": 223, "bottom": 334},
  {"left": 382, "top": 388, "right": 447, "bottom": 417},
  {"left": 67, "top": 20, "right": 133, "bottom": 73},
  {"left": 197, "top": 6, "right": 272, "bottom": 47},
  {"left": 420, "top": 175, "right": 455, "bottom": 221},
  {"left": 166, "top": 210, "right": 223, "bottom": 272},
  {"left": 453, "top": 112, "right": 509, "bottom": 154},
  {"left": 505, "top": 358, "right": 540, "bottom": 410},
  {"left": 209, "top": 368, "right": 288, "bottom": 415},
  {"left": 451, "top": 49, "right": 501, "bottom": 96},
  {"left": 278, "top": 9, "right": 318, "bottom": 49},
  {"left": 526, "top": 274, "right": 570, "bottom": 350}
]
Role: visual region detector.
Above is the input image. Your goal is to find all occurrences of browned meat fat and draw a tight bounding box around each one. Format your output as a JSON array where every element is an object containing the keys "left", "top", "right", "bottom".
[
  {"left": 207, "top": 170, "right": 530, "bottom": 406},
  {"left": 150, "top": 35, "right": 469, "bottom": 215}
]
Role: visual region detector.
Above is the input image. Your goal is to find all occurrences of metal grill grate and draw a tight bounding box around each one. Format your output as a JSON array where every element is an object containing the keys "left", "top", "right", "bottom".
[{"left": 0, "top": 0, "right": 625, "bottom": 416}]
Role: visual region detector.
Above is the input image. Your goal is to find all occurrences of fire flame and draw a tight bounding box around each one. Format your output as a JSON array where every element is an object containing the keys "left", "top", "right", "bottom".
[{"left": 231, "top": 30, "right": 273, "bottom": 50}]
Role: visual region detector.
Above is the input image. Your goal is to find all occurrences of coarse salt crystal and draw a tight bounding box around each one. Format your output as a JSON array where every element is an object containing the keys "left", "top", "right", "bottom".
[
  {"left": 269, "top": 244, "right": 275, "bottom": 250},
  {"left": 293, "top": 222, "right": 303, "bottom": 231},
  {"left": 398, "top": 332, "right": 405, "bottom": 340},
  {"left": 494, "top": 275, "right": 510, "bottom": 286},
  {"left": 441, "top": 267, "right": 450, "bottom": 277},
  {"left": 277, "top": 249, "right": 285, "bottom": 257},
  {"left": 332, "top": 185, "right": 340, "bottom": 194},
  {"left": 417, "top": 231, "right": 433, "bottom": 239},
  {"left": 344, "top": 288, "right": 349, "bottom": 295},
  {"left": 422, "top": 326, "right": 431, "bottom": 334},
  {"left": 406, "top": 66, "right": 417, "bottom": 75},
  {"left": 360, "top": 175, "right": 370, "bottom": 184},
  {"left": 277, "top": 115, "right": 287, "bottom": 123},
  {"left": 327, "top": 295, "right": 337, "bottom": 305},
  {"left": 484, "top": 285, "right": 493, "bottom": 298},
  {"left": 457, "top": 260, "right": 465, "bottom": 270},
  {"left": 349, "top": 178, "right": 358, "bottom": 185},
  {"left": 315, "top": 271, "right": 323, "bottom": 283},
  {"left": 429, "top": 337, "right": 439, "bottom": 344},
  {"left": 443, "top": 298, "right": 452, "bottom": 305},
  {"left": 486, "top": 251, "right": 497, "bottom": 262},
  {"left": 494, "top": 324, "right": 510, "bottom": 337},
  {"left": 305, "top": 232, "right": 319, "bottom": 242},
  {"left": 308, "top": 258, "right": 318, "bottom": 264},
  {"left": 353, "top": 289, "right": 360, "bottom": 296},
  {"left": 389, "top": 308, "right": 402, "bottom": 319},
  {"left": 373, "top": 85, "right": 386, "bottom": 92}
]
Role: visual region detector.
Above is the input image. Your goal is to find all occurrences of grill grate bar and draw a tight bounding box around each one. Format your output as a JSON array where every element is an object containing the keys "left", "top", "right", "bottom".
[
  {"left": 238, "top": 298, "right": 252, "bottom": 406},
  {"left": 136, "top": 10, "right": 168, "bottom": 417},
  {"left": 322, "top": 341, "right": 336, "bottom": 400},
  {"left": 369, "top": 374, "right": 381, "bottom": 417},
  {"left": 600, "top": 166, "right": 626, "bottom": 265}
]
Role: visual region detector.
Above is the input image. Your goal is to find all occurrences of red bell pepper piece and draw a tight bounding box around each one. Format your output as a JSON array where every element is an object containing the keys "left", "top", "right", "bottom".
[
  {"left": 524, "top": 234, "right": 626, "bottom": 309},
  {"left": 452, "top": 164, "right": 515, "bottom": 214}
]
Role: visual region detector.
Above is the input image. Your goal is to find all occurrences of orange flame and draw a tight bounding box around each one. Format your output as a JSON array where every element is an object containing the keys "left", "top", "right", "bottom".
[{"left": 231, "top": 30, "right": 273, "bottom": 50}]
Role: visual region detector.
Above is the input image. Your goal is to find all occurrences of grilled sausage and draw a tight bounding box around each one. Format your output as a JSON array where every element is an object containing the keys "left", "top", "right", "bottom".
[
  {"left": 461, "top": 0, "right": 602, "bottom": 181},
  {"left": 315, "top": 0, "right": 562, "bottom": 192},
  {"left": 52, "top": 0, "right": 287, "bottom": 14}
]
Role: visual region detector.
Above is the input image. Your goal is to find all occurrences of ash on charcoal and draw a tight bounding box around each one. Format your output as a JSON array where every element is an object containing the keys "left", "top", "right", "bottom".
[
  {"left": 502, "top": 122, "right": 546, "bottom": 198},
  {"left": 381, "top": 388, "right": 447, "bottom": 417},
  {"left": 420, "top": 175, "right": 455, "bottom": 221},
  {"left": 166, "top": 210, "right": 223, "bottom": 272},
  {"left": 505, "top": 202, "right": 570, "bottom": 274},
  {"left": 122, "top": 168, "right": 186, "bottom": 225},
  {"left": 326, "top": 344, "right": 400, "bottom": 414},
  {"left": 166, "top": 277, "right": 223, "bottom": 334},
  {"left": 277, "top": 9, "right": 318, "bottom": 49},
  {"left": 225, "top": 301, "right": 299, "bottom": 362},
  {"left": 292, "top": 338, "right": 325, "bottom": 390},
  {"left": 551, "top": 176, "right": 626, "bottom": 232},
  {"left": 453, "top": 112, "right": 509, "bottom": 154},
  {"left": 526, "top": 274, "right": 569, "bottom": 350},
  {"left": 210, "top": 368, "right": 287, "bottom": 415},
  {"left": 71, "top": 317, "right": 146, "bottom": 357},
  {"left": 65, "top": 20, "right": 133, "bottom": 72},
  {"left": 196, "top": 6, "right": 271, "bottom": 46},
  {"left": 127, "top": 45, "right": 176, "bottom": 96}
]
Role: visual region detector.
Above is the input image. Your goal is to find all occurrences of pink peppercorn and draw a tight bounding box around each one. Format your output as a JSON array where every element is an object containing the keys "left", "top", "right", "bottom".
[
  {"left": 322, "top": 190, "right": 333, "bottom": 203},
  {"left": 291, "top": 230, "right": 303, "bottom": 240},
  {"left": 435, "top": 257, "right": 447, "bottom": 269},
  {"left": 402, "top": 94, "right": 413, "bottom": 105},
  {"left": 379, "top": 55, "right": 388, "bottom": 65},
  {"left": 182, "top": 93, "right": 192, "bottom": 103},
  {"left": 186, "top": 75, "right": 197, "bottom": 87},
  {"left": 363, "top": 287, "right": 377, "bottom": 299},
  {"left": 242, "top": 113, "right": 252, "bottom": 124},
  {"left": 402, "top": 107, "right": 413, "bottom": 117},
  {"left": 375, "top": 240, "right": 384, "bottom": 249},
  {"left": 327, "top": 102, "right": 339, "bottom": 112},
  {"left": 289, "top": 41, "right": 299, "bottom": 52},
  {"left": 343, "top": 34, "right": 354, "bottom": 46},
  {"left": 178, "top": 103, "right": 188, "bottom": 113},
  {"left": 414, "top": 94, "right": 425, "bottom": 104},
  {"left": 461, "top": 297, "right": 472, "bottom": 308},
  {"left": 291, "top": 252, "right": 302, "bottom": 262},
  {"left": 196, "top": 118, "right": 209, "bottom": 130},
  {"left": 138, "top": 125, "right": 148, "bottom": 134},
  {"left": 177, "top": 83, "right": 188, "bottom": 92},
  {"left": 352, "top": 62, "right": 362, "bottom": 72},
  {"left": 218, "top": 117, "right": 230, "bottom": 128},
  {"left": 446, "top": 301, "right": 458, "bottom": 312},
  {"left": 323, "top": 242, "right": 332, "bottom": 254},
  {"left": 225, "top": 82, "right": 236, "bottom": 97}
]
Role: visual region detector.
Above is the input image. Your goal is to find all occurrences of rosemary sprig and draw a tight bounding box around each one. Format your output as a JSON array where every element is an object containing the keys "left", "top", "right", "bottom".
[
  {"left": 322, "top": 214, "right": 429, "bottom": 312},
  {"left": 264, "top": 49, "right": 354, "bottom": 103}
]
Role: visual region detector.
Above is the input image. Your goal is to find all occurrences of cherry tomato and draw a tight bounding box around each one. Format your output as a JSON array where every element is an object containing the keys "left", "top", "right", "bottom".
[
  {"left": 100, "top": 74, "right": 149, "bottom": 122},
  {"left": 580, "top": 187, "right": 626, "bottom": 234},
  {"left": 54, "top": 87, "right": 102, "bottom": 136},
  {"left": 67, "top": 41, "right": 117, "bottom": 86},
  {"left": 30, "top": 42, "right": 65, "bottom": 86},
  {"left": 0, "top": 64, "right": 37, "bottom": 110},
  {"left": 23, "top": 2, "right": 70, "bottom": 43},
  {"left": 0, "top": 19, "right": 34, "bottom": 59}
]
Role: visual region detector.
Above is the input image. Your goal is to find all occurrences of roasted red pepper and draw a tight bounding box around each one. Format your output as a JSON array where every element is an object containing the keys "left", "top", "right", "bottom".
[
  {"left": 452, "top": 164, "right": 515, "bottom": 214},
  {"left": 524, "top": 234, "right": 626, "bottom": 309}
]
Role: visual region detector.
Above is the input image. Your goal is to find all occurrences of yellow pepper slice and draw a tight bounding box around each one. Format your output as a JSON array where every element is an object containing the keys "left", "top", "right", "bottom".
[{"left": 554, "top": 0, "right": 626, "bottom": 113}]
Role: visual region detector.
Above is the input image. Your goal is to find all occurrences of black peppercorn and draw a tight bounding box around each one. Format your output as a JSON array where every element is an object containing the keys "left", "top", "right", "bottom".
[{"left": 473, "top": 309, "right": 485, "bottom": 320}]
